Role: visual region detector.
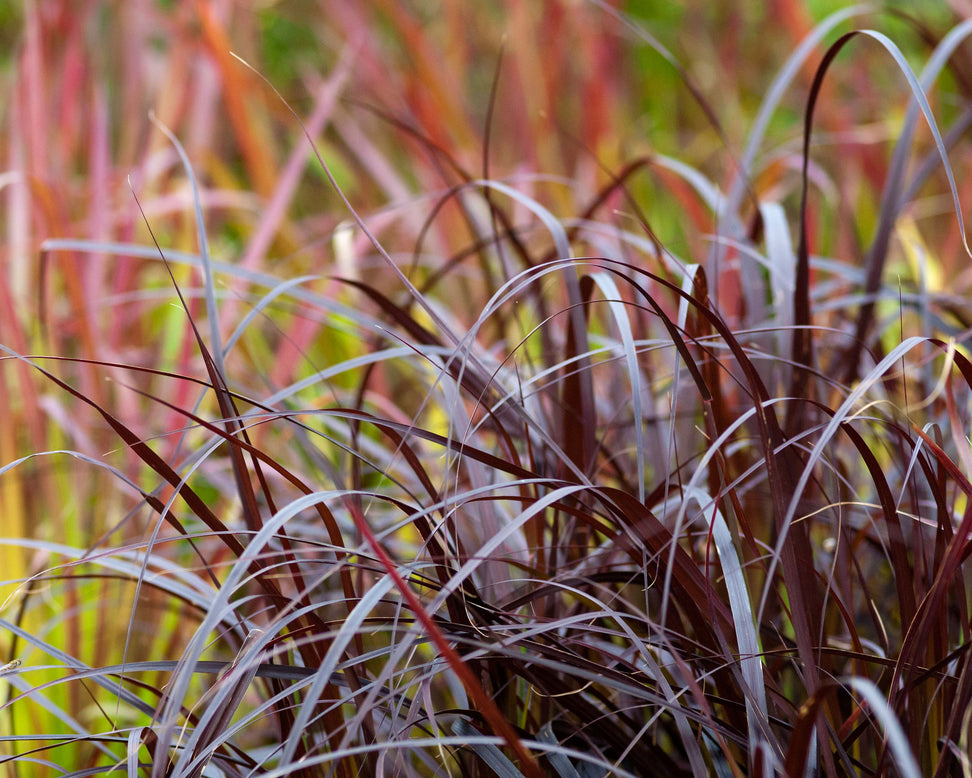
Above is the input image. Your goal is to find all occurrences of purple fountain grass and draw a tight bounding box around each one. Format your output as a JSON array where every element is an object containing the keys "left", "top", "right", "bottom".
[{"left": 1, "top": 2, "right": 972, "bottom": 776}]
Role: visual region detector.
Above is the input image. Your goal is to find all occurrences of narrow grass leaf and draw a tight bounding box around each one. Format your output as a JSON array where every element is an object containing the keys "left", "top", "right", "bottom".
[{"left": 843, "top": 676, "right": 921, "bottom": 778}]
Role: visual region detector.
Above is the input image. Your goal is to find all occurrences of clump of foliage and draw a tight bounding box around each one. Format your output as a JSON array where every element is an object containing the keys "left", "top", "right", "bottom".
[{"left": 2, "top": 2, "right": 972, "bottom": 776}]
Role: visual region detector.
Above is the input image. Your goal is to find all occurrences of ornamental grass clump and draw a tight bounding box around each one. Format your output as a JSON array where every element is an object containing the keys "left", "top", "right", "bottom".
[{"left": 1, "top": 2, "right": 972, "bottom": 776}]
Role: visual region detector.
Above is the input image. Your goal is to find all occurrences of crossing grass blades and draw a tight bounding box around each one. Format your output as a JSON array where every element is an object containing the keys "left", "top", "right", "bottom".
[{"left": 2, "top": 3, "right": 972, "bottom": 776}]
